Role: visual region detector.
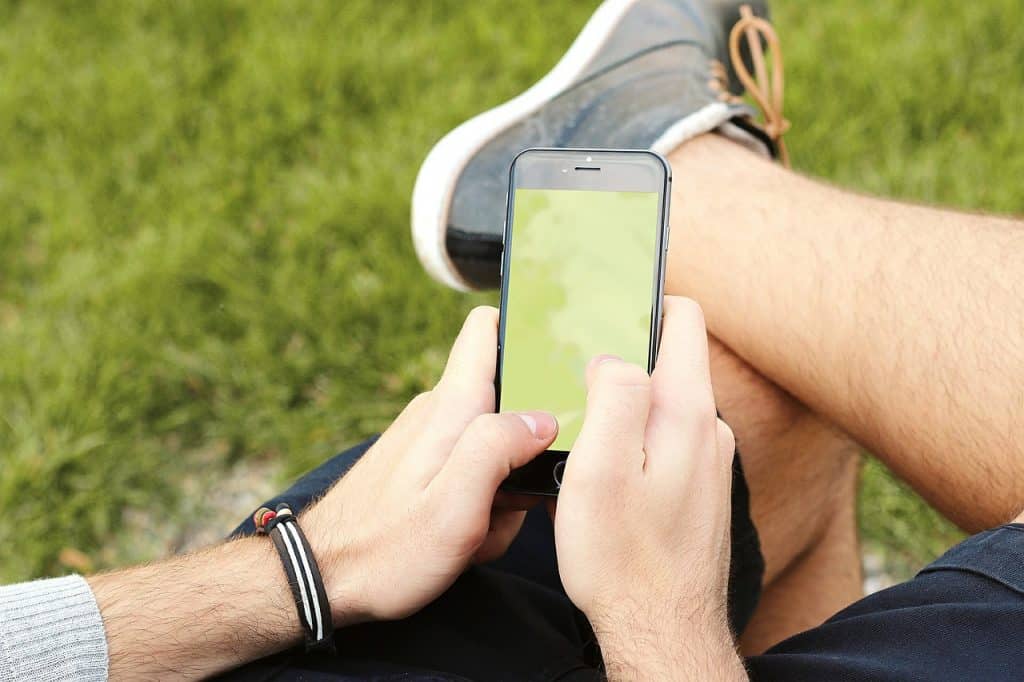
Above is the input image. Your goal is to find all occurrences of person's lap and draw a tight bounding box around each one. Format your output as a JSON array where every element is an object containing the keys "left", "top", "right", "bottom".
[
  {"left": 199, "top": 382, "right": 1023, "bottom": 681},
  {"left": 210, "top": 381, "right": 1024, "bottom": 673},
  {"left": 226, "top": 428, "right": 1021, "bottom": 680},
  {"left": 217, "top": 332, "right": 866, "bottom": 679},
  {"left": 222, "top": 433, "right": 763, "bottom": 680}
]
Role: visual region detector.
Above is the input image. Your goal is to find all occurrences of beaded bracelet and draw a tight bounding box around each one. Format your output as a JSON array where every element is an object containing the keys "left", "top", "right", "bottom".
[{"left": 254, "top": 503, "right": 336, "bottom": 653}]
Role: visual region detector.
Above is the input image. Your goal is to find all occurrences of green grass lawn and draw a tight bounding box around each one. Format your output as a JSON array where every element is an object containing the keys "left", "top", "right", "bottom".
[{"left": 2, "top": 0, "right": 1019, "bottom": 582}]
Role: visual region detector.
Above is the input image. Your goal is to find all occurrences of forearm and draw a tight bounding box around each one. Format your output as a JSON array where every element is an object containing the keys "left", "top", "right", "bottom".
[
  {"left": 668, "top": 135, "right": 1024, "bottom": 531},
  {"left": 88, "top": 537, "right": 303, "bottom": 680},
  {"left": 594, "top": 609, "right": 747, "bottom": 681}
]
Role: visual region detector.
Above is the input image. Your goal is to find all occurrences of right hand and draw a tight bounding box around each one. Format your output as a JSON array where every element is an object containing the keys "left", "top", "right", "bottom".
[{"left": 553, "top": 296, "right": 737, "bottom": 639}]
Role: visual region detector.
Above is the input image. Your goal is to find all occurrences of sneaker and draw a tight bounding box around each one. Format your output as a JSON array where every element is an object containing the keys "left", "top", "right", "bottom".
[{"left": 412, "top": 0, "right": 782, "bottom": 291}]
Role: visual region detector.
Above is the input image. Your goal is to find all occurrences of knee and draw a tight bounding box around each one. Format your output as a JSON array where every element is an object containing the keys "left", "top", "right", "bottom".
[{"left": 707, "top": 333, "right": 863, "bottom": 578}]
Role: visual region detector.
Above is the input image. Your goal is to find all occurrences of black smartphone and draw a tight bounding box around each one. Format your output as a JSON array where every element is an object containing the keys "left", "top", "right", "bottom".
[{"left": 497, "top": 148, "right": 671, "bottom": 496}]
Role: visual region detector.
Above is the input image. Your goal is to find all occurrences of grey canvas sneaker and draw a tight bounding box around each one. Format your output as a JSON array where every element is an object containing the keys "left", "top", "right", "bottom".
[{"left": 412, "top": 0, "right": 783, "bottom": 291}]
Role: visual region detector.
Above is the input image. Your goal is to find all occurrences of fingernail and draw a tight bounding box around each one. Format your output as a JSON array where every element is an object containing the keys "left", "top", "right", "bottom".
[
  {"left": 516, "top": 412, "right": 557, "bottom": 439},
  {"left": 517, "top": 413, "right": 538, "bottom": 435}
]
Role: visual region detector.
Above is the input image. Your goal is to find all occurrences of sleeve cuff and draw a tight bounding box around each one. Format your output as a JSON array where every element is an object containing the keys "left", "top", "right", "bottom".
[
  {"left": 919, "top": 523, "right": 1024, "bottom": 597},
  {"left": 0, "top": 574, "right": 109, "bottom": 682}
]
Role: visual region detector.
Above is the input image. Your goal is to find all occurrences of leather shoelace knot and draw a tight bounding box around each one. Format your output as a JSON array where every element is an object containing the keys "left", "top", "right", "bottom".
[{"left": 729, "top": 4, "right": 790, "bottom": 166}]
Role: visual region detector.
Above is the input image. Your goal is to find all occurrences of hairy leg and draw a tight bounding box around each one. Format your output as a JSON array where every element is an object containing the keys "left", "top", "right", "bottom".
[
  {"left": 667, "top": 135, "right": 1024, "bottom": 533},
  {"left": 708, "top": 335, "right": 863, "bottom": 653},
  {"left": 740, "top": 460, "right": 861, "bottom": 654}
]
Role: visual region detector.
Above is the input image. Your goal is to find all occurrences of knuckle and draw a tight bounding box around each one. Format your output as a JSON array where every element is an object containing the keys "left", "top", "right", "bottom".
[
  {"left": 674, "top": 296, "right": 706, "bottom": 326},
  {"left": 466, "top": 413, "right": 513, "bottom": 452},
  {"left": 685, "top": 400, "right": 718, "bottom": 434},
  {"left": 436, "top": 373, "right": 496, "bottom": 408},
  {"left": 654, "top": 382, "right": 711, "bottom": 421},
  {"left": 566, "top": 450, "right": 625, "bottom": 489},
  {"left": 407, "top": 390, "right": 433, "bottom": 410},
  {"left": 696, "top": 391, "right": 718, "bottom": 423},
  {"left": 673, "top": 403, "right": 720, "bottom": 455},
  {"left": 595, "top": 361, "right": 650, "bottom": 390},
  {"left": 389, "top": 390, "right": 436, "bottom": 432}
]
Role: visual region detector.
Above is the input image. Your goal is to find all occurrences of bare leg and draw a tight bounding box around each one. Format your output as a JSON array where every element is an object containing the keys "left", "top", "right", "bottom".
[
  {"left": 740, "top": 464, "right": 861, "bottom": 654},
  {"left": 707, "top": 335, "right": 862, "bottom": 653},
  {"left": 667, "top": 135, "right": 1024, "bottom": 533}
]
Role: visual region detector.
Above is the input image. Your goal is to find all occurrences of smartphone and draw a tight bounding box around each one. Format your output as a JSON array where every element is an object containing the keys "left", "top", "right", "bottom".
[{"left": 497, "top": 148, "right": 671, "bottom": 495}]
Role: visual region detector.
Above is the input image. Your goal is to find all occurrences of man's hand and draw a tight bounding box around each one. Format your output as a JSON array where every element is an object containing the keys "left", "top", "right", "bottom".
[
  {"left": 302, "top": 305, "right": 555, "bottom": 624},
  {"left": 554, "top": 296, "right": 747, "bottom": 681},
  {"left": 91, "top": 306, "right": 555, "bottom": 680}
]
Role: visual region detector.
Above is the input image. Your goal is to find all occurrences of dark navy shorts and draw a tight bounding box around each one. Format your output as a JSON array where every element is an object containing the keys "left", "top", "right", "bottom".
[{"left": 221, "top": 437, "right": 1024, "bottom": 680}]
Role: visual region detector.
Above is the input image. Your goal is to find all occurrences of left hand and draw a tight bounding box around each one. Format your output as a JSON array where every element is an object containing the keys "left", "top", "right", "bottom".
[
  {"left": 88, "top": 306, "right": 555, "bottom": 681},
  {"left": 303, "top": 306, "right": 556, "bottom": 625}
]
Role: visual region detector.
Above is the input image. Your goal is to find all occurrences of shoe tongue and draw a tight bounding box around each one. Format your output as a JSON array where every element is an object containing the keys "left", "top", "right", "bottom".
[{"left": 576, "top": 0, "right": 719, "bottom": 85}]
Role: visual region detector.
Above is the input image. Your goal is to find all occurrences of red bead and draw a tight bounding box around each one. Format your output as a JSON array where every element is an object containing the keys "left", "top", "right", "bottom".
[{"left": 253, "top": 508, "right": 277, "bottom": 531}]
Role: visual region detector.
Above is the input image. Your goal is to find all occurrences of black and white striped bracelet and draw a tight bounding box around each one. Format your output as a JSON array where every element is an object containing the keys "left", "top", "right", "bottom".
[{"left": 254, "top": 503, "right": 336, "bottom": 653}]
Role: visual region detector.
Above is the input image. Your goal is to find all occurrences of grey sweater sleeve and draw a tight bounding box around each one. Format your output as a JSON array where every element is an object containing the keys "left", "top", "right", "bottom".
[{"left": 0, "top": 575, "right": 109, "bottom": 682}]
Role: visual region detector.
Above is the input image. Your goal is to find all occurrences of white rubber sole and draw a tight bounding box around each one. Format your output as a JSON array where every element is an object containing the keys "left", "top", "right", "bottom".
[
  {"left": 409, "top": 0, "right": 765, "bottom": 291},
  {"left": 410, "top": 0, "right": 644, "bottom": 291}
]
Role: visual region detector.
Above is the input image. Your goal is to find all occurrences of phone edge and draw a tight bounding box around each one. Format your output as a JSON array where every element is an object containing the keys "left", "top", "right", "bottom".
[{"left": 497, "top": 148, "right": 671, "bottom": 496}]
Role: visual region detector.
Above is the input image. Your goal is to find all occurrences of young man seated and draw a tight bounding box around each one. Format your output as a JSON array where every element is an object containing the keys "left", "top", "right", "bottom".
[{"left": 3, "top": 1, "right": 1023, "bottom": 679}]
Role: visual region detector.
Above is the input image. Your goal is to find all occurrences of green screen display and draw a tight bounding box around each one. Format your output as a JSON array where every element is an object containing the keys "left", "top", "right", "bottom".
[{"left": 501, "top": 188, "right": 661, "bottom": 451}]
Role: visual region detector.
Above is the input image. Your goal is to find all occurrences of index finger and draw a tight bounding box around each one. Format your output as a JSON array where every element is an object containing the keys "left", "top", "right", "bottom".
[
  {"left": 567, "top": 356, "right": 651, "bottom": 483},
  {"left": 437, "top": 305, "right": 499, "bottom": 397}
]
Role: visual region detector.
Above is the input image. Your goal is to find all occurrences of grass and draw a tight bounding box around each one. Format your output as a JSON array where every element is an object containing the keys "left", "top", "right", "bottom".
[{"left": 1, "top": 0, "right": 1019, "bottom": 582}]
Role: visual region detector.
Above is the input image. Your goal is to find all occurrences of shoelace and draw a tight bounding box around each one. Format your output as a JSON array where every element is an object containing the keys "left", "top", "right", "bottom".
[{"left": 729, "top": 4, "right": 790, "bottom": 166}]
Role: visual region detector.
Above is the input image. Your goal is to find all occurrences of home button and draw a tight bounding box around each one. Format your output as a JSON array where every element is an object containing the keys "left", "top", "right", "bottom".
[{"left": 552, "top": 460, "right": 566, "bottom": 488}]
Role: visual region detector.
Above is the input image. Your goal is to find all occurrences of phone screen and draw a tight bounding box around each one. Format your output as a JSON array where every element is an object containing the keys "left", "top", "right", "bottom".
[{"left": 500, "top": 187, "right": 661, "bottom": 451}]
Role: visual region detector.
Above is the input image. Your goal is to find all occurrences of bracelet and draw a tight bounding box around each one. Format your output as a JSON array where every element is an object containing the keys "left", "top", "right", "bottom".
[{"left": 254, "top": 503, "right": 336, "bottom": 653}]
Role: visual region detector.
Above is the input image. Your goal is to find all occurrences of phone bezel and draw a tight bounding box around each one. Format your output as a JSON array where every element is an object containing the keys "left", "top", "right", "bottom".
[{"left": 496, "top": 148, "right": 672, "bottom": 496}]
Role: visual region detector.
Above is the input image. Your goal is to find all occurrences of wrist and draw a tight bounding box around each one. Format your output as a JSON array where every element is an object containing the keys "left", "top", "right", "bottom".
[
  {"left": 89, "top": 536, "right": 303, "bottom": 680},
  {"left": 238, "top": 537, "right": 308, "bottom": 641},
  {"left": 300, "top": 505, "right": 371, "bottom": 628},
  {"left": 589, "top": 598, "right": 745, "bottom": 681}
]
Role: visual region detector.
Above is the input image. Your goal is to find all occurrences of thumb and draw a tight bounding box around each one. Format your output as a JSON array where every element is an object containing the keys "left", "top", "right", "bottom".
[{"left": 430, "top": 411, "right": 557, "bottom": 512}]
